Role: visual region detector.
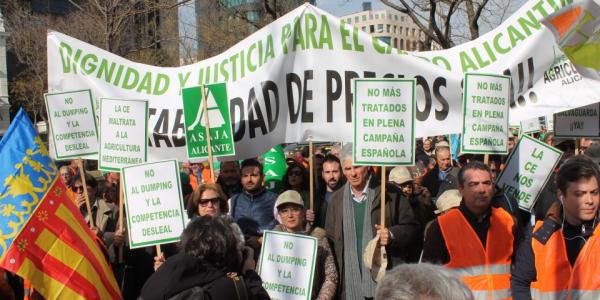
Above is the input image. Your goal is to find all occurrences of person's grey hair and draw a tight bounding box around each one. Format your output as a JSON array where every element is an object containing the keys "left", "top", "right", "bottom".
[
  {"left": 340, "top": 143, "right": 353, "bottom": 164},
  {"left": 375, "top": 263, "right": 474, "bottom": 300}
]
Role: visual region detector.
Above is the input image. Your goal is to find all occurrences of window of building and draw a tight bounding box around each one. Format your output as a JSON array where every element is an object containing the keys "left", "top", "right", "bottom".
[
  {"left": 355, "top": 16, "right": 359, "bottom": 23},
  {"left": 377, "top": 24, "right": 384, "bottom": 32},
  {"left": 399, "top": 26, "right": 403, "bottom": 34},
  {"left": 347, "top": 18, "right": 351, "bottom": 23},
  {"left": 369, "top": 13, "right": 373, "bottom": 20},
  {"left": 362, "top": 26, "right": 366, "bottom": 32},
  {"left": 393, "top": 25, "right": 397, "bottom": 33},
  {"left": 375, "top": 14, "right": 379, "bottom": 19},
  {"left": 400, "top": 39, "right": 404, "bottom": 50},
  {"left": 370, "top": 25, "right": 375, "bottom": 33},
  {"left": 395, "top": 15, "right": 399, "bottom": 21},
  {"left": 387, "top": 24, "right": 391, "bottom": 33},
  {"left": 412, "top": 28, "right": 416, "bottom": 36},
  {"left": 413, "top": 40, "right": 417, "bottom": 50},
  {"left": 405, "top": 28, "right": 409, "bottom": 35},
  {"left": 377, "top": 36, "right": 391, "bottom": 45},
  {"left": 362, "top": 15, "right": 367, "bottom": 21},
  {"left": 401, "top": 16, "right": 405, "bottom": 22}
]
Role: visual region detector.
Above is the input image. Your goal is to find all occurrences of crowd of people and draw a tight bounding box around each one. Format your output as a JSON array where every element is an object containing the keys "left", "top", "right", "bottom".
[{"left": 3, "top": 131, "right": 600, "bottom": 300}]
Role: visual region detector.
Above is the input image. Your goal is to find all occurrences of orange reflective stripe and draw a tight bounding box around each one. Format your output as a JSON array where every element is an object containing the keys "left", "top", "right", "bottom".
[
  {"left": 439, "top": 207, "right": 514, "bottom": 298},
  {"left": 532, "top": 220, "right": 600, "bottom": 297}
]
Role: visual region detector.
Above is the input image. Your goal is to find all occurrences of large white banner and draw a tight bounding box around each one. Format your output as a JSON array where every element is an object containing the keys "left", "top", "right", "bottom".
[{"left": 47, "top": 1, "right": 600, "bottom": 161}]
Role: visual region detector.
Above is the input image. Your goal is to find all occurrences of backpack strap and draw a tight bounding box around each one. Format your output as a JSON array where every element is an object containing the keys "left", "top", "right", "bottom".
[{"left": 231, "top": 275, "right": 249, "bottom": 300}]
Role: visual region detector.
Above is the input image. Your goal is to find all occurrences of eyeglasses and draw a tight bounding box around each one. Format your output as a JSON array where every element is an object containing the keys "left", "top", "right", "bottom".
[
  {"left": 289, "top": 171, "right": 303, "bottom": 176},
  {"left": 199, "top": 198, "right": 220, "bottom": 207}
]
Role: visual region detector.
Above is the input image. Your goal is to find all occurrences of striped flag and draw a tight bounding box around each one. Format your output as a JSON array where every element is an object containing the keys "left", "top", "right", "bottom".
[{"left": 0, "top": 109, "right": 120, "bottom": 299}]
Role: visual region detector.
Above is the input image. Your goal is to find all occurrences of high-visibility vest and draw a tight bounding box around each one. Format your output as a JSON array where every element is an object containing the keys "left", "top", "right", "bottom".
[
  {"left": 531, "top": 221, "right": 600, "bottom": 299},
  {"left": 439, "top": 207, "right": 514, "bottom": 300}
]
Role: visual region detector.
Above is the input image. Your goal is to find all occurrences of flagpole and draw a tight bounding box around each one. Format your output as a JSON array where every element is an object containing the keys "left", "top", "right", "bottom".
[
  {"left": 309, "top": 139, "right": 314, "bottom": 212},
  {"left": 77, "top": 160, "right": 95, "bottom": 228},
  {"left": 201, "top": 85, "right": 215, "bottom": 183}
]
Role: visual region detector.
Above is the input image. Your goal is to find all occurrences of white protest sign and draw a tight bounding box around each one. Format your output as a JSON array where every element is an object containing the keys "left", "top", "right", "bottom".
[
  {"left": 121, "top": 160, "right": 186, "bottom": 248},
  {"left": 99, "top": 98, "right": 148, "bottom": 172},
  {"left": 353, "top": 79, "right": 415, "bottom": 166},
  {"left": 258, "top": 230, "right": 318, "bottom": 300},
  {"left": 520, "top": 117, "right": 542, "bottom": 134},
  {"left": 554, "top": 102, "right": 600, "bottom": 137},
  {"left": 44, "top": 90, "right": 98, "bottom": 160},
  {"left": 496, "top": 135, "right": 562, "bottom": 211},
  {"left": 461, "top": 73, "right": 510, "bottom": 154},
  {"left": 545, "top": 115, "right": 554, "bottom": 132},
  {"left": 46, "top": 0, "right": 600, "bottom": 162}
]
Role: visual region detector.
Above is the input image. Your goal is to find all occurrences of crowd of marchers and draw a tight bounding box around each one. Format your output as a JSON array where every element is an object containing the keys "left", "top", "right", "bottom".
[{"left": 2, "top": 131, "right": 600, "bottom": 300}]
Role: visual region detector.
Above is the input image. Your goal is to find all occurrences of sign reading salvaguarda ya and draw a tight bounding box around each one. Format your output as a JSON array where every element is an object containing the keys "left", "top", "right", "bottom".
[
  {"left": 554, "top": 102, "right": 600, "bottom": 137},
  {"left": 258, "top": 230, "right": 317, "bottom": 300},
  {"left": 461, "top": 73, "right": 510, "bottom": 154},
  {"left": 122, "top": 160, "right": 186, "bottom": 248},
  {"left": 99, "top": 98, "right": 148, "bottom": 171},
  {"left": 45, "top": 89, "right": 99, "bottom": 159},
  {"left": 182, "top": 83, "right": 235, "bottom": 159},
  {"left": 353, "top": 79, "right": 415, "bottom": 166},
  {"left": 496, "top": 135, "right": 562, "bottom": 211}
]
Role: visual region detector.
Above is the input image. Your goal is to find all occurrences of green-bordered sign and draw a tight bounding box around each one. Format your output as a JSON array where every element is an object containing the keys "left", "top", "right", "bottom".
[
  {"left": 99, "top": 98, "right": 148, "bottom": 171},
  {"left": 553, "top": 102, "right": 600, "bottom": 138},
  {"left": 182, "top": 83, "right": 235, "bottom": 159},
  {"left": 353, "top": 79, "right": 416, "bottom": 166},
  {"left": 121, "top": 160, "right": 186, "bottom": 248},
  {"left": 520, "top": 117, "right": 542, "bottom": 134},
  {"left": 258, "top": 230, "right": 318, "bottom": 300},
  {"left": 461, "top": 73, "right": 510, "bottom": 155},
  {"left": 45, "top": 89, "right": 99, "bottom": 160},
  {"left": 496, "top": 135, "right": 563, "bottom": 211}
]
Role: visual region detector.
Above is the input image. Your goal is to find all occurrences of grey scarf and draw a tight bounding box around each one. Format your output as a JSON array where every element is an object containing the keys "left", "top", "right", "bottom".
[{"left": 343, "top": 183, "right": 377, "bottom": 299}]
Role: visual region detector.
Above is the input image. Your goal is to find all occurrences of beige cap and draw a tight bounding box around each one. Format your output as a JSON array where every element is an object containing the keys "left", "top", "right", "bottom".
[
  {"left": 435, "top": 141, "right": 450, "bottom": 149},
  {"left": 363, "top": 235, "right": 388, "bottom": 282},
  {"left": 275, "top": 190, "right": 305, "bottom": 209},
  {"left": 434, "top": 189, "right": 462, "bottom": 214},
  {"left": 389, "top": 167, "right": 413, "bottom": 185}
]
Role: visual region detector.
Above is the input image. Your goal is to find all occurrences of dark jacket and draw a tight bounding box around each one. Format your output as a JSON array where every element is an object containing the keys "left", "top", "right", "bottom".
[
  {"left": 405, "top": 186, "right": 435, "bottom": 262},
  {"left": 324, "top": 177, "right": 419, "bottom": 299},
  {"left": 231, "top": 189, "right": 278, "bottom": 236},
  {"left": 139, "top": 253, "right": 269, "bottom": 300},
  {"left": 420, "top": 165, "right": 459, "bottom": 197},
  {"left": 510, "top": 202, "right": 599, "bottom": 300}
]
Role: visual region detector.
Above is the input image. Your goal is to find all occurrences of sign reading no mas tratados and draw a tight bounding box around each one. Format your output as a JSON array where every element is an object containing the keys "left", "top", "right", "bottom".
[
  {"left": 496, "top": 135, "right": 562, "bottom": 211},
  {"left": 122, "top": 160, "right": 186, "bottom": 248},
  {"left": 461, "top": 73, "right": 510, "bottom": 155},
  {"left": 99, "top": 98, "right": 148, "bottom": 171},
  {"left": 45, "top": 89, "right": 99, "bottom": 160},
  {"left": 353, "top": 79, "right": 415, "bottom": 166}
]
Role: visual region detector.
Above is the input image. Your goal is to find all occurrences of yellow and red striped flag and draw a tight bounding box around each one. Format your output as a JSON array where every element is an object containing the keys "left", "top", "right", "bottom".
[{"left": 0, "top": 109, "right": 120, "bottom": 299}]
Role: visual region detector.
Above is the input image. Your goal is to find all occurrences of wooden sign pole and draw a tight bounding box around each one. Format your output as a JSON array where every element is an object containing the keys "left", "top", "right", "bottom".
[
  {"left": 118, "top": 182, "right": 124, "bottom": 264},
  {"left": 309, "top": 140, "right": 314, "bottom": 211},
  {"left": 77, "top": 160, "right": 95, "bottom": 228},
  {"left": 201, "top": 85, "right": 216, "bottom": 183}
]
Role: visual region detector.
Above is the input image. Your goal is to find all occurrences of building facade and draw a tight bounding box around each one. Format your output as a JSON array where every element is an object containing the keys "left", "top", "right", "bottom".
[{"left": 341, "top": 2, "right": 426, "bottom": 51}]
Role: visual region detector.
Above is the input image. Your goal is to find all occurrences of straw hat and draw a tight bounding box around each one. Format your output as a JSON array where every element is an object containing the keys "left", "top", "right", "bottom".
[
  {"left": 363, "top": 234, "right": 388, "bottom": 282},
  {"left": 434, "top": 189, "right": 462, "bottom": 214}
]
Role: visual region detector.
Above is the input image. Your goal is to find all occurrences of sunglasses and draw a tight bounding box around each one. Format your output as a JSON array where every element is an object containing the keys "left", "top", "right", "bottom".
[
  {"left": 199, "top": 198, "right": 220, "bottom": 207},
  {"left": 73, "top": 185, "right": 85, "bottom": 192}
]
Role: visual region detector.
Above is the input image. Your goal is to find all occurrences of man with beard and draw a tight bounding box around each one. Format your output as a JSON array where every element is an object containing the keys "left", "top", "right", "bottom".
[
  {"left": 314, "top": 154, "right": 345, "bottom": 227},
  {"left": 230, "top": 159, "right": 278, "bottom": 248},
  {"left": 216, "top": 160, "right": 242, "bottom": 197}
]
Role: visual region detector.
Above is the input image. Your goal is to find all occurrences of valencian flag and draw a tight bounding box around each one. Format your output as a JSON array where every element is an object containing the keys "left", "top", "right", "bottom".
[{"left": 0, "top": 109, "right": 120, "bottom": 299}]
